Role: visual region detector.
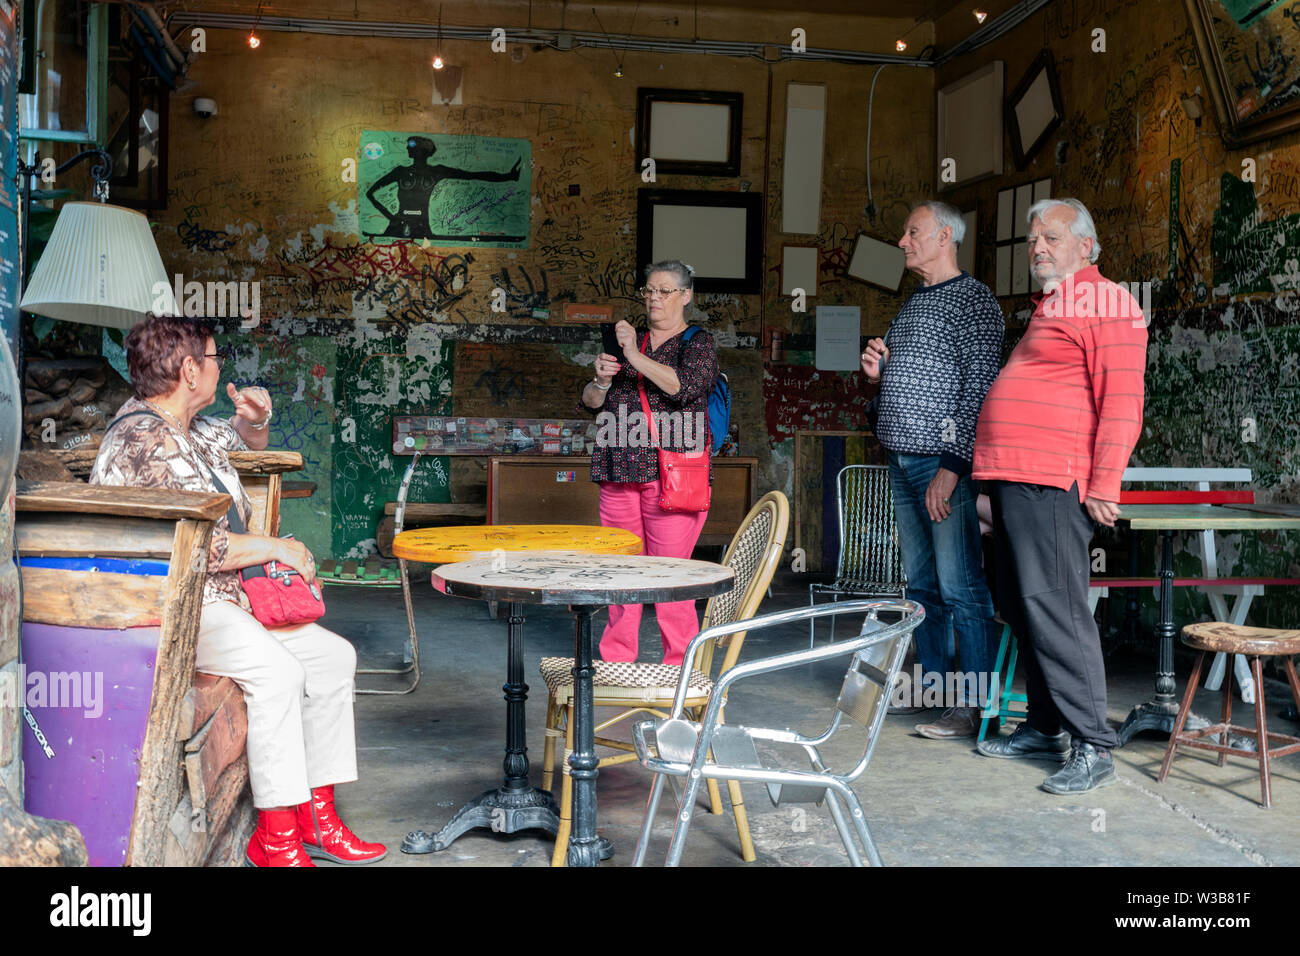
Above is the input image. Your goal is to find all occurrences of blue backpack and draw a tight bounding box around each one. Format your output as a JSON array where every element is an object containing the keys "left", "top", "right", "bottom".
[{"left": 681, "top": 325, "right": 730, "bottom": 455}]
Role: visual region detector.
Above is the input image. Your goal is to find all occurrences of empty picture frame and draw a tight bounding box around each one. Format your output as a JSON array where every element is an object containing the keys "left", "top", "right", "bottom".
[
  {"left": 782, "top": 245, "right": 819, "bottom": 296},
  {"left": 1008, "top": 50, "right": 1064, "bottom": 170},
  {"left": 957, "top": 209, "right": 976, "bottom": 276},
  {"left": 937, "top": 61, "right": 1004, "bottom": 191},
  {"left": 636, "top": 88, "right": 743, "bottom": 177},
  {"left": 637, "top": 189, "right": 763, "bottom": 294},
  {"left": 846, "top": 233, "right": 906, "bottom": 292},
  {"left": 994, "top": 178, "right": 1051, "bottom": 296},
  {"left": 782, "top": 83, "right": 826, "bottom": 234}
]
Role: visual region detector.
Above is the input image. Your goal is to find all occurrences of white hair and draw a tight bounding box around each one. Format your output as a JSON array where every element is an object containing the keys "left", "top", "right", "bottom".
[
  {"left": 645, "top": 259, "right": 694, "bottom": 289},
  {"left": 912, "top": 200, "right": 966, "bottom": 248},
  {"left": 1026, "top": 197, "right": 1101, "bottom": 263}
]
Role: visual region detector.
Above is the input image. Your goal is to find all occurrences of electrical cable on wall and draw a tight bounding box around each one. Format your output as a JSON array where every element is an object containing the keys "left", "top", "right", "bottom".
[{"left": 864, "top": 64, "right": 886, "bottom": 226}]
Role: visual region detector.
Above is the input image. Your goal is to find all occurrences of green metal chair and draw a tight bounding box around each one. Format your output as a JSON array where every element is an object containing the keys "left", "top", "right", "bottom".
[{"left": 978, "top": 621, "right": 1028, "bottom": 742}]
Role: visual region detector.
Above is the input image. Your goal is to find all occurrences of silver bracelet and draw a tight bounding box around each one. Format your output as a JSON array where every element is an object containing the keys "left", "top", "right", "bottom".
[
  {"left": 591, "top": 379, "right": 611, "bottom": 391},
  {"left": 247, "top": 411, "right": 272, "bottom": 431}
]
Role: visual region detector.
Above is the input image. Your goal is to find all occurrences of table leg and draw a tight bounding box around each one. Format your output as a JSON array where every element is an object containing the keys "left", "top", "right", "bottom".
[
  {"left": 503, "top": 601, "right": 531, "bottom": 789},
  {"left": 1123, "top": 527, "right": 1141, "bottom": 646},
  {"left": 566, "top": 604, "right": 603, "bottom": 867},
  {"left": 1118, "top": 529, "right": 1208, "bottom": 745},
  {"left": 402, "top": 601, "right": 559, "bottom": 854}
]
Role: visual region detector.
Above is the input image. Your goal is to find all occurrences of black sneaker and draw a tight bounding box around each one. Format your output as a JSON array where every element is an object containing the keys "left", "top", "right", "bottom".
[
  {"left": 1041, "top": 742, "right": 1118, "bottom": 794},
  {"left": 976, "top": 723, "right": 1070, "bottom": 761}
]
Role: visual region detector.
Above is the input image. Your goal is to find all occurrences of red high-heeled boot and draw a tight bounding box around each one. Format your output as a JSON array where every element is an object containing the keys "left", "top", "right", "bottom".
[
  {"left": 246, "top": 807, "right": 316, "bottom": 867},
  {"left": 296, "top": 785, "right": 387, "bottom": 864}
]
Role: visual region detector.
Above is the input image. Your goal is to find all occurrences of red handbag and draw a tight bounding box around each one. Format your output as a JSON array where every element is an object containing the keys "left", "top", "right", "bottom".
[
  {"left": 638, "top": 337, "right": 711, "bottom": 513},
  {"left": 237, "top": 537, "right": 326, "bottom": 629},
  {"left": 202, "top": 441, "right": 325, "bottom": 626},
  {"left": 213, "top": 480, "right": 326, "bottom": 628},
  {"left": 107, "top": 409, "right": 326, "bottom": 627}
]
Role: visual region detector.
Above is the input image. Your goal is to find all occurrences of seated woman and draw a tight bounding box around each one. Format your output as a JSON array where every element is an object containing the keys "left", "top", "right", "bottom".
[{"left": 90, "top": 313, "right": 385, "bottom": 868}]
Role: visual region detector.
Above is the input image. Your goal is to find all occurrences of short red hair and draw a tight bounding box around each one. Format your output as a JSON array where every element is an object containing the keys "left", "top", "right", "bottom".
[{"left": 124, "top": 313, "right": 218, "bottom": 399}]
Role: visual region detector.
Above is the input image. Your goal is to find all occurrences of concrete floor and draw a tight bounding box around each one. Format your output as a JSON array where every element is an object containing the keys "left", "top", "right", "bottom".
[{"left": 321, "top": 569, "right": 1300, "bottom": 867}]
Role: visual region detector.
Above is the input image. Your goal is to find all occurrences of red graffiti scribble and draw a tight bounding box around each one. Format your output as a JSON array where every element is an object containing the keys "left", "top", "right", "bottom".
[
  {"left": 763, "top": 365, "right": 873, "bottom": 446},
  {"left": 820, "top": 247, "right": 850, "bottom": 279},
  {"left": 272, "top": 238, "right": 472, "bottom": 295},
  {"left": 312, "top": 364, "right": 326, "bottom": 378}
]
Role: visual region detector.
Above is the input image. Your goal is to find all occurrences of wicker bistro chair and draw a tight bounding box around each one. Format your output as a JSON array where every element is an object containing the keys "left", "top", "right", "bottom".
[
  {"left": 631, "top": 598, "right": 924, "bottom": 866},
  {"left": 807, "top": 465, "right": 906, "bottom": 647},
  {"left": 538, "top": 491, "right": 790, "bottom": 867}
]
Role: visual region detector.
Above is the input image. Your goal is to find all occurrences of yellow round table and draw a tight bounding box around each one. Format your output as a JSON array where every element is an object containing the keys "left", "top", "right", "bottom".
[
  {"left": 392, "top": 524, "right": 642, "bottom": 563},
  {"left": 393, "top": 523, "right": 641, "bottom": 858}
]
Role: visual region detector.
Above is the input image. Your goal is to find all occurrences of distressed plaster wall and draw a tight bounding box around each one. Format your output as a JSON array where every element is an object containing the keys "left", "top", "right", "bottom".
[{"left": 154, "top": 2, "right": 934, "bottom": 557}]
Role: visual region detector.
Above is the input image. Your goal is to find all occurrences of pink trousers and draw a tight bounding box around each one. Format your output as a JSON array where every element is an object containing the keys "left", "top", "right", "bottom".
[{"left": 598, "top": 480, "right": 709, "bottom": 665}]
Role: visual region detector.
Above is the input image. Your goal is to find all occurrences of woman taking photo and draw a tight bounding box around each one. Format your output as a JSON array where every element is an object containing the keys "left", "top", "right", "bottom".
[
  {"left": 90, "top": 313, "right": 385, "bottom": 868},
  {"left": 579, "top": 260, "right": 720, "bottom": 665}
]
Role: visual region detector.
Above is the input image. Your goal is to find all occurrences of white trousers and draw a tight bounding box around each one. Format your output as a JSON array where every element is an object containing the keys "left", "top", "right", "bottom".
[{"left": 195, "top": 601, "right": 358, "bottom": 809}]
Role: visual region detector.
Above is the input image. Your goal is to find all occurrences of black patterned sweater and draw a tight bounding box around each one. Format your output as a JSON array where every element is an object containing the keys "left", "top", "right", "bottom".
[{"left": 869, "top": 271, "right": 1004, "bottom": 476}]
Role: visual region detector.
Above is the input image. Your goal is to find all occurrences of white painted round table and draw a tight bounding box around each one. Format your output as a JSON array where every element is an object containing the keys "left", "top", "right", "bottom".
[{"left": 433, "top": 553, "right": 735, "bottom": 867}]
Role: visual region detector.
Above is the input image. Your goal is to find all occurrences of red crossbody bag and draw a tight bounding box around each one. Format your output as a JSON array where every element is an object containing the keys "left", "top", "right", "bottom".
[
  {"left": 108, "top": 410, "right": 326, "bottom": 627},
  {"left": 636, "top": 334, "right": 711, "bottom": 513}
]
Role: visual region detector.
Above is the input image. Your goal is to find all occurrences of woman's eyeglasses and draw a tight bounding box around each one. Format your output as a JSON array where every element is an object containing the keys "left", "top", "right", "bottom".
[
  {"left": 202, "top": 351, "right": 226, "bottom": 371},
  {"left": 639, "top": 287, "right": 686, "bottom": 299}
]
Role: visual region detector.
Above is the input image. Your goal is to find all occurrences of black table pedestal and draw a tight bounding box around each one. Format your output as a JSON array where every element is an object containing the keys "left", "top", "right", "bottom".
[
  {"left": 1118, "top": 530, "right": 1209, "bottom": 745},
  {"left": 402, "top": 601, "right": 560, "bottom": 854},
  {"left": 565, "top": 604, "right": 604, "bottom": 867}
]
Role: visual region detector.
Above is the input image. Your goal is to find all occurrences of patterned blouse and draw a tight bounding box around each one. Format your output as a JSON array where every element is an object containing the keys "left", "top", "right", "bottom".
[
  {"left": 90, "top": 397, "right": 254, "bottom": 610},
  {"left": 578, "top": 328, "right": 719, "bottom": 484}
]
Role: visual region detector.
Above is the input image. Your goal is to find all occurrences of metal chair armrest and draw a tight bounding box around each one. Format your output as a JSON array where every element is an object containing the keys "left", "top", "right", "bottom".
[
  {"left": 667, "top": 600, "right": 923, "bottom": 780},
  {"left": 667, "top": 598, "right": 919, "bottom": 718}
]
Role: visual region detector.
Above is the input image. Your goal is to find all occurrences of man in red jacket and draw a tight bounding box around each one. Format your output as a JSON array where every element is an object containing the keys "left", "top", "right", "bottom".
[{"left": 973, "top": 198, "right": 1147, "bottom": 794}]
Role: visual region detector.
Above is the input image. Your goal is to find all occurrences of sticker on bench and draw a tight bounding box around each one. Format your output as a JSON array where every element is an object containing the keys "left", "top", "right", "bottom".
[{"left": 556, "top": 471, "right": 576, "bottom": 482}]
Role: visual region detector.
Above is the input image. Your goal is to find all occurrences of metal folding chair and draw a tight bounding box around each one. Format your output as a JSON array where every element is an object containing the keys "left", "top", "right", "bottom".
[
  {"left": 631, "top": 598, "right": 924, "bottom": 867},
  {"left": 807, "top": 464, "right": 906, "bottom": 646},
  {"left": 350, "top": 451, "right": 426, "bottom": 695}
]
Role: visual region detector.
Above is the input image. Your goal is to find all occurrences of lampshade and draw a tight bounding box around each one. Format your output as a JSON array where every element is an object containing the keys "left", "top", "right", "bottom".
[{"left": 19, "top": 201, "right": 177, "bottom": 330}]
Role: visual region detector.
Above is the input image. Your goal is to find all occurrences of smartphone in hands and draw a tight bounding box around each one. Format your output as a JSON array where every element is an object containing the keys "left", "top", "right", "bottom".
[{"left": 600, "top": 322, "right": 621, "bottom": 357}]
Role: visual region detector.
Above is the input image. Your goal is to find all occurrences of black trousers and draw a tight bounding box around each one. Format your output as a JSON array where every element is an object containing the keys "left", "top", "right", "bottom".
[{"left": 989, "top": 481, "right": 1119, "bottom": 750}]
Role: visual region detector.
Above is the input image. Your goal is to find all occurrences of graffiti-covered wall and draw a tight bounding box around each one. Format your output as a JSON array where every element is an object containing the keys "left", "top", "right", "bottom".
[
  {"left": 155, "top": 7, "right": 934, "bottom": 559},
  {"left": 936, "top": 0, "right": 1300, "bottom": 626}
]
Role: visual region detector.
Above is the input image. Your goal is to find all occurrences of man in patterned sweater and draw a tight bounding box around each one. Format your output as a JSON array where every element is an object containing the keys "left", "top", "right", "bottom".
[
  {"left": 861, "top": 200, "right": 1003, "bottom": 738},
  {"left": 974, "top": 198, "right": 1147, "bottom": 794}
]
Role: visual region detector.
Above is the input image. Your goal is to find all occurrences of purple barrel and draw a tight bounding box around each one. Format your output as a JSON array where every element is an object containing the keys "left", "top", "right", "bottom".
[{"left": 21, "top": 557, "right": 169, "bottom": 866}]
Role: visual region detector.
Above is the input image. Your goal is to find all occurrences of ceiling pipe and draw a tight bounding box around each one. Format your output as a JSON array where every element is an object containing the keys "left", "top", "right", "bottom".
[
  {"left": 165, "top": 11, "right": 935, "bottom": 67},
  {"left": 932, "top": 0, "right": 1054, "bottom": 66}
]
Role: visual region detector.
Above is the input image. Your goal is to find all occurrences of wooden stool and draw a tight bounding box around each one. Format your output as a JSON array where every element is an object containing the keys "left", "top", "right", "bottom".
[{"left": 1158, "top": 622, "right": 1300, "bottom": 808}]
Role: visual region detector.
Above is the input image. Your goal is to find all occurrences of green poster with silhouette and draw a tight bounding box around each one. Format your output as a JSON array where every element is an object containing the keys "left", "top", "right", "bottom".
[{"left": 359, "top": 131, "right": 530, "bottom": 248}]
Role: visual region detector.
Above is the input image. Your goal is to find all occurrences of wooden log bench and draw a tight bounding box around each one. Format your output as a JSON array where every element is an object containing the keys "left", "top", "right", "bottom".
[{"left": 15, "top": 448, "right": 302, "bottom": 866}]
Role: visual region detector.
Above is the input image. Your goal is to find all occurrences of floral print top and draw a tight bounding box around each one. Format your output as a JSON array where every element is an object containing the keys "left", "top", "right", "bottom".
[
  {"left": 578, "top": 328, "right": 719, "bottom": 484},
  {"left": 90, "top": 397, "right": 254, "bottom": 610}
]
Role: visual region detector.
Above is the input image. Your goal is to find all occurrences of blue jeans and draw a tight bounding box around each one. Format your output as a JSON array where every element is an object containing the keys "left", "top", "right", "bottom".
[{"left": 888, "top": 452, "right": 996, "bottom": 707}]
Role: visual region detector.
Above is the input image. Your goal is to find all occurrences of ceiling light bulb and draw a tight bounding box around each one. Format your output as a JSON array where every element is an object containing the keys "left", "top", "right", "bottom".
[
  {"left": 895, "top": 39, "right": 907, "bottom": 52},
  {"left": 432, "top": 54, "right": 444, "bottom": 69},
  {"left": 247, "top": 32, "right": 261, "bottom": 49},
  {"left": 614, "top": 66, "right": 623, "bottom": 77},
  {"left": 974, "top": 9, "right": 988, "bottom": 23}
]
